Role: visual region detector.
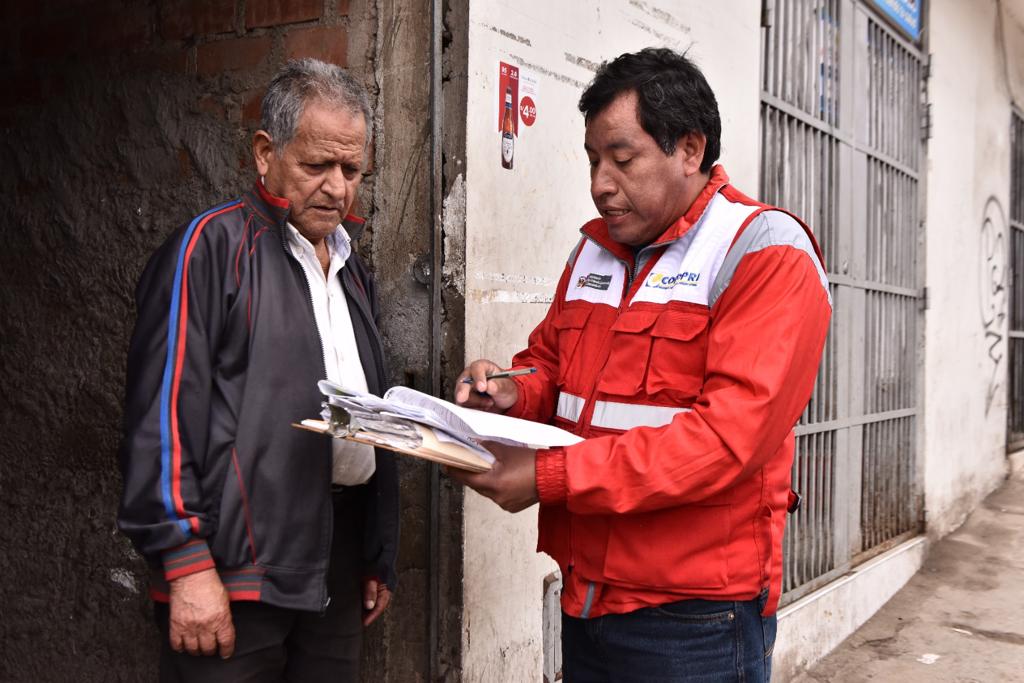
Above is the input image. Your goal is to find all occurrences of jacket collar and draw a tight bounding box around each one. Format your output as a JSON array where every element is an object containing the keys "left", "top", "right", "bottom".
[
  {"left": 581, "top": 164, "right": 731, "bottom": 260},
  {"left": 249, "top": 178, "right": 367, "bottom": 243}
]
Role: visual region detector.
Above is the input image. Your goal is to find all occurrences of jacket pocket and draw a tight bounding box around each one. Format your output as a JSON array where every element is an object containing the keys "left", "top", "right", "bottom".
[
  {"left": 645, "top": 309, "right": 710, "bottom": 400},
  {"left": 552, "top": 305, "right": 592, "bottom": 385},
  {"left": 602, "top": 504, "right": 730, "bottom": 589},
  {"left": 209, "top": 447, "right": 255, "bottom": 568},
  {"left": 596, "top": 309, "right": 659, "bottom": 396}
]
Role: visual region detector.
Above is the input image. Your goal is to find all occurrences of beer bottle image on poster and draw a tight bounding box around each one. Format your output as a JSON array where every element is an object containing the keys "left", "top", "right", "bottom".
[{"left": 501, "top": 86, "right": 514, "bottom": 169}]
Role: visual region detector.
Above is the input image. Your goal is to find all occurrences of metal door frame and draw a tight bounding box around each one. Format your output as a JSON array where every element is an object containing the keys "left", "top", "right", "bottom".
[{"left": 1007, "top": 107, "right": 1024, "bottom": 451}]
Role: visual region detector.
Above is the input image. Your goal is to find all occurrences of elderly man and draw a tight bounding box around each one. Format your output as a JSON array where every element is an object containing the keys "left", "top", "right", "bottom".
[
  {"left": 452, "top": 48, "right": 831, "bottom": 681},
  {"left": 118, "top": 59, "right": 398, "bottom": 681}
]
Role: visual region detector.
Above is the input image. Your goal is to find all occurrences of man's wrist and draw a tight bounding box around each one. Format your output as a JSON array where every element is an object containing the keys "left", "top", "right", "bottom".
[
  {"left": 163, "top": 538, "right": 216, "bottom": 581},
  {"left": 503, "top": 376, "right": 529, "bottom": 418},
  {"left": 535, "top": 447, "right": 568, "bottom": 504}
]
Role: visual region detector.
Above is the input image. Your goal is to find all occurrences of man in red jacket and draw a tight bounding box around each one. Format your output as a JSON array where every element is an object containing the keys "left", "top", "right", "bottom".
[{"left": 451, "top": 48, "right": 831, "bottom": 681}]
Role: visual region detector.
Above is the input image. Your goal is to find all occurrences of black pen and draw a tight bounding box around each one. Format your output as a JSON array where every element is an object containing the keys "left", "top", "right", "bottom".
[{"left": 461, "top": 367, "right": 537, "bottom": 384}]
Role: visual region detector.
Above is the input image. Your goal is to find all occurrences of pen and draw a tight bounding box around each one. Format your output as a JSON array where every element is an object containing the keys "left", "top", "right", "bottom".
[{"left": 461, "top": 367, "right": 537, "bottom": 383}]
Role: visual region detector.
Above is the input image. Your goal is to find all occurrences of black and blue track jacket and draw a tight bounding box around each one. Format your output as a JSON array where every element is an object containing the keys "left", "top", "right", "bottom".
[{"left": 117, "top": 180, "right": 399, "bottom": 612}]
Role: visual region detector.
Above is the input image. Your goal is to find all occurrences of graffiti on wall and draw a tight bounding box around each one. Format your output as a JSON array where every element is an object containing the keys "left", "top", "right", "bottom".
[{"left": 980, "top": 196, "right": 1009, "bottom": 416}]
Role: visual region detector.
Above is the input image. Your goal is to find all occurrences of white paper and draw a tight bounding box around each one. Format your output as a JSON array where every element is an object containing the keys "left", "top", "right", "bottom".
[
  {"left": 318, "top": 381, "right": 583, "bottom": 454},
  {"left": 382, "top": 386, "right": 583, "bottom": 449}
]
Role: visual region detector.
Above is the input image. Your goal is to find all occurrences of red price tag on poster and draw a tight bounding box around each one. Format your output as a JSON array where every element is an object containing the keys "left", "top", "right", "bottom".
[
  {"left": 519, "top": 96, "right": 536, "bottom": 126},
  {"left": 498, "top": 61, "right": 519, "bottom": 136}
]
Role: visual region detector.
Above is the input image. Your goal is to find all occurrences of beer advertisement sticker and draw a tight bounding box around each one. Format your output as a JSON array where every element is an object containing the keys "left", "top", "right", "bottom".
[
  {"left": 497, "top": 61, "right": 519, "bottom": 135},
  {"left": 498, "top": 61, "right": 519, "bottom": 170}
]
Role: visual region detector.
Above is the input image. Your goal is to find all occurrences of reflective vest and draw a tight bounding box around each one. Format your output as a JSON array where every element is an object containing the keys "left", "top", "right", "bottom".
[{"left": 507, "top": 166, "right": 832, "bottom": 617}]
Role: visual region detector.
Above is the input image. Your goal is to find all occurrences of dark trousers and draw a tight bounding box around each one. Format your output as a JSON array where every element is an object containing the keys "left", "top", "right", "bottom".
[
  {"left": 562, "top": 591, "right": 776, "bottom": 682},
  {"left": 156, "top": 490, "right": 365, "bottom": 683}
]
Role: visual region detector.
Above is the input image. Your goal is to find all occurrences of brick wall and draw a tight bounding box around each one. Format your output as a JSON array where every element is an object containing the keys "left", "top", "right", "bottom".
[{"left": 0, "top": 1, "right": 437, "bottom": 680}]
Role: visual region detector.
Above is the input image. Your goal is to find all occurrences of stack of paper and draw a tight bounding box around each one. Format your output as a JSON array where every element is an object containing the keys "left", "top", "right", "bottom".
[{"left": 294, "top": 380, "right": 583, "bottom": 472}]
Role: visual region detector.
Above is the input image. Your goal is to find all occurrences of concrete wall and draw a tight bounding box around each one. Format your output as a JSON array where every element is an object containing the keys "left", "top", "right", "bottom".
[
  {"left": 458, "top": 2, "right": 761, "bottom": 679},
  {"left": 0, "top": 1, "right": 438, "bottom": 679},
  {"left": 923, "top": 0, "right": 1024, "bottom": 538}
]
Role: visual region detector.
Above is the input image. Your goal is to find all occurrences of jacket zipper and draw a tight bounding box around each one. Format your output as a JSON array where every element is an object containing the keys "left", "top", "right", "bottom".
[
  {"left": 567, "top": 239, "right": 662, "bottom": 616},
  {"left": 340, "top": 266, "right": 387, "bottom": 388},
  {"left": 280, "top": 227, "right": 334, "bottom": 614}
]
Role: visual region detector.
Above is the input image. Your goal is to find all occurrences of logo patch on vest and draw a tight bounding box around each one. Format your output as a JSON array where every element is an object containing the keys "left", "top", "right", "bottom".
[
  {"left": 576, "top": 273, "right": 613, "bottom": 291},
  {"left": 645, "top": 271, "right": 701, "bottom": 289}
]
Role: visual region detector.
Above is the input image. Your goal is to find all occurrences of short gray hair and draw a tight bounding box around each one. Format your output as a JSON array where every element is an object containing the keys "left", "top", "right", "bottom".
[{"left": 260, "top": 58, "right": 373, "bottom": 150}]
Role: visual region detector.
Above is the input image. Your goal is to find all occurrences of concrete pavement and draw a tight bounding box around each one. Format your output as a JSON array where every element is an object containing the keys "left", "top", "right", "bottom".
[{"left": 790, "top": 459, "right": 1024, "bottom": 683}]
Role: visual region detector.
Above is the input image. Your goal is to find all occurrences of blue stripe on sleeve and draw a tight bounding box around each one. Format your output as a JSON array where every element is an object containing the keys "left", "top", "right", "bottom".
[{"left": 158, "top": 200, "right": 242, "bottom": 534}]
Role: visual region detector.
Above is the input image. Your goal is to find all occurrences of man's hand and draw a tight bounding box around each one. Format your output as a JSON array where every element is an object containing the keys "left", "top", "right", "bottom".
[
  {"left": 362, "top": 578, "right": 392, "bottom": 626},
  {"left": 454, "top": 359, "right": 519, "bottom": 413},
  {"left": 446, "top": 441, "right": 539, "bottom": 513},
  {"left": 168, "top": 568, "right": 235, "bottom": 659}
]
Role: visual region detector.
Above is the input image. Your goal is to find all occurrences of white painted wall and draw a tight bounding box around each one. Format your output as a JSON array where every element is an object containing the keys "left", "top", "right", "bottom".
[
  {"left": 460, "top": 1, "right": 761, "bottom": 680},
  {"left": 922, "top": 0, "right": 1022, "bottom": 537}
]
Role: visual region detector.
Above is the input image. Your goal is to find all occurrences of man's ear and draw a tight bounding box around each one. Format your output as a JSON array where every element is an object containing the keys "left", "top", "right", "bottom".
[
  {"left": 252, "top": 130, "right": 275, "bottom": 177},
  {"left": 676, "top": 131, "right": 707, "bottom": 177}
]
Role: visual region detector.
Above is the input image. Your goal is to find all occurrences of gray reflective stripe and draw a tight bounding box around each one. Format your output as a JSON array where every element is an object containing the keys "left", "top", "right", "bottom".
[
  {"left": 580, "top": 581, "right": 596, "bottom": 619},
  {"left": 556, "top": 392, "right": 586, "bottom": 423},
  {"left": 591, "top": 401, "right": 693, "bottom": 431},
  {"left": 566, "top": 236, "right": 586, "bottom": 268},
  {"left": 709, "top": 210, "right": 831, "bottom": 308}
]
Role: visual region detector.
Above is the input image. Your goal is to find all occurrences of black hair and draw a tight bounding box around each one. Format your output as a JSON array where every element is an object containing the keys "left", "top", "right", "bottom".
[{"left": 579, "top": 47, "right": 721, "bottom": 173}]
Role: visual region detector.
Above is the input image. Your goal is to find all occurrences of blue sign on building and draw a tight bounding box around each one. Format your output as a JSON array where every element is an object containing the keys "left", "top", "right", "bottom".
[{"left": 868, "top": 0, "right": 921, "bottom": 41}]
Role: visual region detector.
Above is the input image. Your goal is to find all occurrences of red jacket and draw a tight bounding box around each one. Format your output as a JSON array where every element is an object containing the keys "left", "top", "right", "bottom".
[{"left": 506, "top": 167, "right": 831, "bottom": 617}]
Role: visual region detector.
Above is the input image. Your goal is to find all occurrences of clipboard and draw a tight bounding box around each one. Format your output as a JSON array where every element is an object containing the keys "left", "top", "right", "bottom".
[{"left": 293, "top": 419, "right": 493, "bottom": 472}]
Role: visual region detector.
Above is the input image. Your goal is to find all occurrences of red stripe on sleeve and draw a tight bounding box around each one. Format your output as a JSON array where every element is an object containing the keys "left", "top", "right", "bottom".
[{"left": 169, "top": 203, "right": 242, "bottom": 532}]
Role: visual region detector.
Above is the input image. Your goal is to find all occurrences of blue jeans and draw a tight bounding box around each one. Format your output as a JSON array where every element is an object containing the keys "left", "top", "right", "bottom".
[{"left": 562, "top": 591, "right": 776, "bottom": 682}]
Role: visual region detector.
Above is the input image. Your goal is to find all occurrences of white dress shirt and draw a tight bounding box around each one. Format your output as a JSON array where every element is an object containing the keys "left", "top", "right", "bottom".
[{"left": 286, "top": 222, "right": 377, "bottom": 486}]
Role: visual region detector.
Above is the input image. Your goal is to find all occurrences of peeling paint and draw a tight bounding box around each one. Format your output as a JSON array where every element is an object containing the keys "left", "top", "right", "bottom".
[
  {"left": 627, "top": 0, "right": 692, "bottom": 35},
  {"left": 628, "top": 18, "right": 689, "bottom": 48},
  {"left": 109, "top": 568, "right": 139, "bottom": 594},
  {"left": 443, "top": 173, "right": 468, "bottom": 297},
  {"left": 472, "top": 271, "right": 557, "bottom": 287},
  {"left": 564, "top": 52, "right": 601, "bottom": 73},
  {"left": 477, "top": 21, "right": 533, "bottom": 46},
  {"left": 472, "top": 289, "right": 554, "bottom": 304},
  {"left": 509, "top": 53, "right": 587, "bottom": 89}
]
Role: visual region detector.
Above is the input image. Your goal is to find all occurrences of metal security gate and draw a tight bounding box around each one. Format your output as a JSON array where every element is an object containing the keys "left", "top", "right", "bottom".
[
  {"left": 759, "top": 0, "right": 926, "bottom": 602},
  {"left": 1008, "top": 111, "right": 1024, "bottom": 449}
]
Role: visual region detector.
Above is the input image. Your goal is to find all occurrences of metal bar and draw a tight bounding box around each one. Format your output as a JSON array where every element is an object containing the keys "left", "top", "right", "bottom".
[
  {"left": 812, "top": 0, "right": 821, "bottom": 118},
  {"left": 862, "top": 420, "right": 873, "bottom": 548},
  {"left": 883, "top": 28, "right": 891, "bottom": 160},
  {"left": 427, "top": 0, "right": 443, "bottom": 677},
  {"left": 820, "top": 431, "right": 829, "bottom": 574},
  {"left": 794, "top": 407, "right": 918, "bottom": 436},
  {"left": 796, "top": 0, "right": 806, "bottom": 112},
  {"left": 807, "top": 433, "right": 816, "bottom": 580},
  {"left": 783, "top": 0, "right": 794, "bottom": 104},
  {"left": 772, "top": 0, "right": 783, "bottom": 97},
  {"left": 1010, "top": 116, "right": 1021, "bottom": 440},
  {"left": 827, "top": 273, "right": 920, "bottom": 298}
]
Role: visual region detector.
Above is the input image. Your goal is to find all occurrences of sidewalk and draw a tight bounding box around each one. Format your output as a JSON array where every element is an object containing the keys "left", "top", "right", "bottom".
[{"left": 791, "top": 461, "right": 1024, "bottom": 683}]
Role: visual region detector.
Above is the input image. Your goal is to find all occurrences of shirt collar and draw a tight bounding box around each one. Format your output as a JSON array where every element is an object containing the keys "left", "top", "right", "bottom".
[{"left": 285, "top": 222, "right": 353, "bottom": 263}]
